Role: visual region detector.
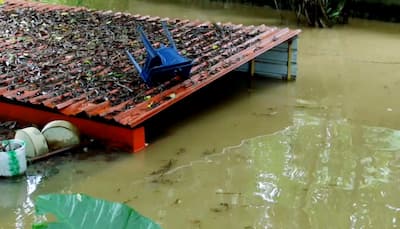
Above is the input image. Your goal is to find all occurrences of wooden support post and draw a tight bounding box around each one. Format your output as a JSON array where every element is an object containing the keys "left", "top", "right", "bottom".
[
  {"left": 250, "top": 59, "right": 255, "bottom": 77},
  {"left": 287, "top": 39, "right": 293, "bottom": 81},
  {"left": 247, "top": 59, "right": 255, "bottom": 87}
]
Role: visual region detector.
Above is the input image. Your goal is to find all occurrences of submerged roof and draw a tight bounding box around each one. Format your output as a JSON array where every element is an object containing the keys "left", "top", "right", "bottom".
[{"left": 0, "top": 0, "right": 300, "bottom": 127}]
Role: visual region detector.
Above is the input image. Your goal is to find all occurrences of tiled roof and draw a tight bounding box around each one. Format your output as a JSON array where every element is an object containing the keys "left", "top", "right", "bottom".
[{"left": 0, "top": 0, "right": 300, "bottom": 127}]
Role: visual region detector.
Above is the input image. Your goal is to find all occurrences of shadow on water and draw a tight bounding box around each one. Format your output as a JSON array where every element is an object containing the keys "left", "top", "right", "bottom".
[{"left": 144, "top": 73, "right": 280, "bottom": 143}]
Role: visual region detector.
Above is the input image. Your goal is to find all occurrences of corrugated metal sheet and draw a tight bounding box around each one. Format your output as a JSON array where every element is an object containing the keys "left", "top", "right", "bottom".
[
  {"left": 236, "top": 39, "right": 298, "bottom": 79},
  {"left": 0, "top": 0, "right": 300, "bottom": 128}
]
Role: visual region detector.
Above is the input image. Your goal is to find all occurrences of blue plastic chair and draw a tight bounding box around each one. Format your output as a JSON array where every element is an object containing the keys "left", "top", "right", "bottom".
[{"left": 126, "top": 22, "right": 193, "bottom": 86}]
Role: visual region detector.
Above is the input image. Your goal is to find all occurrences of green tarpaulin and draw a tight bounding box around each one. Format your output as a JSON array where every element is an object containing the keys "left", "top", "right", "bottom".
[{"left": 32, "top": 193, "right": 162, "bottom": 229}]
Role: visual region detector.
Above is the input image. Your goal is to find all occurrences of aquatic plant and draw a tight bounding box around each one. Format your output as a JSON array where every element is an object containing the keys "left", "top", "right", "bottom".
[
  {"left": 214, "top": 0, "right": 348, "bottom": 26},
  {"left": 267, "top": 0, "right": 348, "bottom": 27},
  {"left": 251, "top": 0, "right": 348, "bottom": 26},
  {"left": 289, "top": 0, "right": 348, "bottom": 27}
]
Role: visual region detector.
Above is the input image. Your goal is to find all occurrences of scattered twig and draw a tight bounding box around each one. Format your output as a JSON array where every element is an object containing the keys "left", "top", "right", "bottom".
[{"left": 115, "top": 82, "right": 133, "bottom": 93}]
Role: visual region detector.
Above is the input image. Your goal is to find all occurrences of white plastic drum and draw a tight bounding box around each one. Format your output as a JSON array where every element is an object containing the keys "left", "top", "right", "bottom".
[
  {"left": 41, "top": 120, "right": 80, "bottom": 150},
  {"left": 15, "top": 127, "right": 49, "bottom": 158}
]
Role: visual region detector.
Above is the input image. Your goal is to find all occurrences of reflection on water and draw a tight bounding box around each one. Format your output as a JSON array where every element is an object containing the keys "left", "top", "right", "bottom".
[
  {"left": 0, "top": 175, "right": 42, "bottom": 229},
  {"left": 106, "top": 108, "right": 400, "bottom": 228},
  {"left": 11, "top": 107, "right": 400, "bottom": 228}
]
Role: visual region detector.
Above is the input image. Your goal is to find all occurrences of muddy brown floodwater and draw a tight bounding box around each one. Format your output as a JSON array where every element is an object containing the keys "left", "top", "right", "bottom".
[{"left": 1, "top": 0, "right": 400, "bottom": 228}]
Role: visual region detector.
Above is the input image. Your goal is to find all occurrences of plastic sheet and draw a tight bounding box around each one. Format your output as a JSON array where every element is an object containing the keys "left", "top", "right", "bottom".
[{"left": 32, "top": 193, "right": 162, "bottom": 229}]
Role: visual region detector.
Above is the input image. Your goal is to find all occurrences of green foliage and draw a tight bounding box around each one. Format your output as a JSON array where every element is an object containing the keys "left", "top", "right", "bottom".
[{"left": 289, "top": 0, "right": 348, "bottom": 27}]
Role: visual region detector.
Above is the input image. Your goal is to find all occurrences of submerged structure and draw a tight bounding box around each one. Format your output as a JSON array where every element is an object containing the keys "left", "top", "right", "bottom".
[{"left": 0, "top": 0, "right": 300, "bottom": 152}]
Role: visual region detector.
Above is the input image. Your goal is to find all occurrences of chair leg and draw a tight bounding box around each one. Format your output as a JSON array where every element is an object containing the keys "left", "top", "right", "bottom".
[
  {"left": 125, "top": 50, "right": 142, "bottom": 74},
  {"left": 162, "top": 21, "right": 177, "bottom": 50},
  {"left": 137, "top": 26, "right": 158, "bottom": 58}
]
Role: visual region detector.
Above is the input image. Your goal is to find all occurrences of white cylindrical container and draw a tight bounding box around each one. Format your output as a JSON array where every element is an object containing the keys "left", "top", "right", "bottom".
[
  {"left": 0, "top": 139, "right": 27, "bottom": 177},
  {"left": 41, "top": 120, "right": 80, "bottom": 150},
  {"left": 15, "top": 127, "right": 49, "bottom": 158}
]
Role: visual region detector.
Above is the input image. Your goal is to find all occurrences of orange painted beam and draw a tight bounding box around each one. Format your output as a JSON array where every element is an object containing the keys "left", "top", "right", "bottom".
[{"left": 0, "top": 101, "right": 145, "bottom": 153}]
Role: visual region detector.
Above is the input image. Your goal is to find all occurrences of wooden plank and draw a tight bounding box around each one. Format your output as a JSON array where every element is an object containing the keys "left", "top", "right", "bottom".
[{"left": 287, "top": 39, "right": 293, "bottom": 80}]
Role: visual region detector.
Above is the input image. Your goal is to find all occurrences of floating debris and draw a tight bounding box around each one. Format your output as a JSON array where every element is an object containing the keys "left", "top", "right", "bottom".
[
  {"left": 150, "top": 159, "right": 177, "bottom": 176},
  {"left": 210, "top": 202, "right": 231, "bottom": 213},
  {"left": 202, "top": 148, "right": 216, "bottom": 156},
  {"left": 294, "top": 99, "right": 328, "bottom": 110},
  {"left": 176, "top": 147, "right": 186, "bottom": 155}
]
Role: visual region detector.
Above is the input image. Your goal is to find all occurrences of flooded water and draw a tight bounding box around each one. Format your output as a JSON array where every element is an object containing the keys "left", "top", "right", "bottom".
[{"left": 1, "top": 0, "right": 400, "bottom": 228}]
